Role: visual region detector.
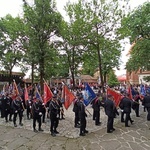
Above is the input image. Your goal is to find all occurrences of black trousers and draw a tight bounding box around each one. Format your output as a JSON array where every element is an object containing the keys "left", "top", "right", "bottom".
[
  {"left": 26, "top": 108, "right": 32, "bottom": 119},
  {"left": 33, "top": 115, "right": 42, "bottom": 130},
  {"left": 42, "top": 111, "right": 46, "bottom": 123},
  {"left": 80, "top": 116, "right": 86, "bottom": 134},
  {"left": 107, "top": 116, "right": 114, "bottom": 132},
  {"left": 134, "top": 104, "right": 139, "bottom": 117},
  {"left": 125, "top": 112, "right": 130, "bottom": 126},
  {"left": 74, "top": 112, "right": 79, "bottom": 126},
  {"left": 93, "top": 109, "right": 96, "bottom": 120},
  {"left": 13, "top": 111, "right": 23, "bottom": 125},
  {"left": 121, "top": 111, "right": 125, "bottom": 122},
  {"left": 50, "top": 114, "right": 59, "bottom": 133},
  {"left": 4, "top": 109, "right": 12, "bottom": 121},
  {"left": 95, "top": 110, "right": 100, "bottom": 125}
]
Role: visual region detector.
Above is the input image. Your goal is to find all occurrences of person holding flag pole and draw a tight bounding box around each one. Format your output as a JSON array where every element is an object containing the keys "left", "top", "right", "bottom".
[
  {"left": 11, "top": 79, "right": 25, "bottom": 127},
  {"left": 83, "top": 82, "right": 96, "bottom": 116},
  {"left": 32, "top": 86, "right": 44, "bottom": 132},
  {"left": 43, "top": 78, "right": 53, "bottom": 122},
  {"left": 12, "top": 79, "right": 25, "bottom": 111},
  {"left": 78, "top": 94, "right": 89, "bottom": 136}
]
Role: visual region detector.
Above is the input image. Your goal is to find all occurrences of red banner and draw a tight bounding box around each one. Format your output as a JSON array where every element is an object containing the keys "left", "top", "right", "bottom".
[
  {"left": 43, "top": 83, "right": 53, "bottom": 104},
  {"left": 107, "top": 88, "right": 122, "bottom": 107},
  {"left": 62, "top": 85, "right": 75, "bottom": 110}
]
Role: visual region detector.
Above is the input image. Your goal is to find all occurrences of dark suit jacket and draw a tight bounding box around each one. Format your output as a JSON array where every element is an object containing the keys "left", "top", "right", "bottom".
[
  {"left": 121, "top": 97, "right": 132, "bottom": 113},
  {"left": 104, "top": 99, "right": 114, "bottom": 118}
]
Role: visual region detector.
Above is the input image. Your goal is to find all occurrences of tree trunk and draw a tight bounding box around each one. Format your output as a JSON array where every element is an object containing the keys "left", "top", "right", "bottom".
[
  {"left": 71, "top": 69, "right": 75, "bottom": 90},
  {"left": 9, "top": 69, "right": 12, "bottom": 85},
  {"left": 31, "top": 62, "right": 34, "bottom": 86},
  {"left": 39, "top": 56, "right": 44, "bottom": 95},
  {"left": 97, "top": 49, "right": 105, "bottom": 93}
]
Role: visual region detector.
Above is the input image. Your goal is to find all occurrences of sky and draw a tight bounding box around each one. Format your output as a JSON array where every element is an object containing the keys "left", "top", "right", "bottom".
[{"left": 0, "top": 0, "right": 148, "bottom": 77}]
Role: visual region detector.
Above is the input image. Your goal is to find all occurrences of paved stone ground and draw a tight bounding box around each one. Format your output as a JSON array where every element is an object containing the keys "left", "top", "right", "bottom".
[{"left": 0, "top": 103, "right": 150, "bottom": 150}]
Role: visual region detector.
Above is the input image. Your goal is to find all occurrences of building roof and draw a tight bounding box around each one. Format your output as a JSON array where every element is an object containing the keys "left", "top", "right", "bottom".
[
  {"left": 80, "top": 75, "right": 97, "bottom": 83},
  {"left": 117, "top": 75, "right": 126, "bottom": 81},
  {"left": 0, "top": 71, "right": 25, "bottom": 76}
]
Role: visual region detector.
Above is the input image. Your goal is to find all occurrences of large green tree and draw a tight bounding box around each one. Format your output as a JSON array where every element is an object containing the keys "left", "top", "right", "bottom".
[
  {"left": 120, "top": 2, "right": 150, "bottom": 72},
  {"left": 23, "top": 0, "right": 62, "bottom": 93},
  {"left": 0, "top": 15, "right": 25, "bottom": 84},
  {"left": 64, "top": 0, "right": 128, "bottom": 91},
  {"left": 58, "top": 2, "right": 88, "bottom": 88},
  {"left": 107, "top": 70, "right": 120, "bottom": 87}
]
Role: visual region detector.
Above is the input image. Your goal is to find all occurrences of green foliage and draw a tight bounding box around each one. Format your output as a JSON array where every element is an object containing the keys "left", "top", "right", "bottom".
[
  {"left": 107, "top": 70, "right": 119, "bottom": 87},
  {"left": 23, "top": 0, "right": 63, "bottom": 82},
  {"left": 120, "top": 2, "right": 150, "bottom": 72},
  {"left": 0, "top": 15, "right": 25, "bottom": 72},
  {"left": 143, "top": 76, "right": 150, "bottom": 82},
  {"left": 67, "top": 0, "right": 127, "bottom": 88}
]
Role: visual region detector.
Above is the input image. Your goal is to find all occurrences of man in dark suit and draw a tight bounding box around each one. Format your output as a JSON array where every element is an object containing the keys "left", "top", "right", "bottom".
[
  {"left": 73, "top": 94, "right": 80, "bottom": 128},
  {"left": 92, "top": 94, "right": 102, "bottom": 126},
  {"left": 31, "top": 98, "right": 44, "bottom": 132},
  {"left": 121, "top": 93, "right": 133, "bottom": 127},
  {"left": 78, "top": 94, "right": 88, "bottom": 136},
  {"left": 49, "top": 95, "right": 60, "bottom": 137},
  {"left": 142, "top": 92, "right": 150, "bottom": 129},
  {"left": 12, "top": 96, "right": 24, "bottom": 127},
  {"left": 104, "top": 94, "right": 117, "bottom": 133}
]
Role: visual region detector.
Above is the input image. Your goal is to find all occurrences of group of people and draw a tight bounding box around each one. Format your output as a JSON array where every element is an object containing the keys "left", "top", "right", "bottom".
[
  {"left": 0, "top": 92, "right": 65, "bottom": 137},
  {"left": 0, "top": 84, "right": 150, "bottom": 137}
]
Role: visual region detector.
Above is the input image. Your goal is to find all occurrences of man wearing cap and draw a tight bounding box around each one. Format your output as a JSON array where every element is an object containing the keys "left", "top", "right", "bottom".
[
  {"left": 12, "top": 96, "right": 24, "bottom": 127},
  {"left": 104, "top": 94, "right": 116, "bottom": 133},
  {"left": 120, "top": 93, "right": 133, "bottom": 127},
  {"left": 92, "top": 93, "right": 102, "bottom": 126},
  {"left": 73, "top": 93, "right": 80, "bottom": 128},
  {"left": 49, "top": 95, "right": 60, "bottom": 137},
  {"left": 31, "top": 98, "right": 44, "bottom": 132},
  {"left": 26, "top": 95, "right": 33, "bottom": 120},
  {"left": 78, "top": 94, "right": 88, "bottom": 136},
  {"left": 1, "top": 93, "right": 12, "bottom": 122}
]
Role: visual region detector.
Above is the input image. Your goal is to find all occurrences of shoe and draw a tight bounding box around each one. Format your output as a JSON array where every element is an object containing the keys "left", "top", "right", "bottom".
[
  {"left": 19, "top": 123, "right": 23, "bottom": 126},
  {"left": 136, "top": 116, "right": 140, "bottom": 117},
  {"left": 95, "top": 123, "right": 101, "bottom": 126},
  {"left": 51, "top": 132, "right": 56, "bottom": 137},
  {"left": 121, "top": 120, "right": 125, "bottom": 123},
  {"left": 79, "top": 133, "right": 85, "bottom": 136},
  {"left": 131, "top": 120, "right": 134, "bottom": 124},
  {"left": 14, "top": 124, "right": 17, "bottom": 127},
  {"left": 39, "top": 128, "right": 44, "bottom": 132},
  {"left": 125, "top": 125, "right": 130, "bottom": 127},
  {"left": 111, "top": 128, "right": 115, "bottom": 131},
  {"left": 34, "top": 129, "right": 38, "bottom": 132},
  {"left": 6, "top": 120, "right": 8, "bottom": 123},
  {"left": 9, "top": 119, "right": 12, "bottom": 121},
  {"left": 54, "top": 130, "right": 59, "bottom": 134},
  {"left": 84, "top": 130, "right": 89, "bottom": 133},
  {"left": 62, "top": 117, "right": 65, "bottom": 120},
  {"left": 107, "top": 130, "right": 113, "bottom": 133},
  {"left": 74, "top": 125, "right": 80, "bottom": 128}
]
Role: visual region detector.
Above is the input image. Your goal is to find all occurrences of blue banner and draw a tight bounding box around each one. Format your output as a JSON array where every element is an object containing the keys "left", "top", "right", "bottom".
[
  {"left": 140, "top": 84, "right": 146, "bottom": 96},
  {"left": 83, "top": 83, "right": 96, "bottom": 106}
]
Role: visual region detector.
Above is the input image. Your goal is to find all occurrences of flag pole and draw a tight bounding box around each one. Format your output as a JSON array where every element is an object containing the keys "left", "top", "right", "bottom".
[
  {"left": 43, "top": 78, "right": 53, "bottom": 97},
  {"left": 13, "top": 79, "right": 25, "bottom": 110}
]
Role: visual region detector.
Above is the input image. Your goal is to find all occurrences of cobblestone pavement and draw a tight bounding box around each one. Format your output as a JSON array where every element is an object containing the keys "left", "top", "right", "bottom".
[{"left": 0, "top": 104, "right": 150, "bottom": 150}]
